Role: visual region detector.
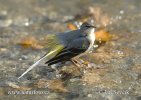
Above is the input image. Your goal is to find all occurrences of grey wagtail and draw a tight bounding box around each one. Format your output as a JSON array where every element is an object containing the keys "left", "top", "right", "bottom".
[{"left": 18, "top": 22, "right": 96, "bottom": 79}]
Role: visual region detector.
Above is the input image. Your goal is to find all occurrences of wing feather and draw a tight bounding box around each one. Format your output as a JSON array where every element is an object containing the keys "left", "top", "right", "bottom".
[{"left": 46, "top": 37, "right": 90, "bottom": 65}]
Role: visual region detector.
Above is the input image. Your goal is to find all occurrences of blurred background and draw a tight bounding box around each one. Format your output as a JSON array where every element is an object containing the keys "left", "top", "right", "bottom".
[{"left": 0, "top": 0, "right": 141, "bottom": 100}]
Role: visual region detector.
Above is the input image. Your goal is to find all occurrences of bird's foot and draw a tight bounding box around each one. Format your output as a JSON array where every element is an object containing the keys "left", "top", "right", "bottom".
[
  {"left": 71, "top": 58, "right": 88, "bottom": 70},
  {"left": 71, "top": 58, "right": 82, "bottom": 67},
  {"left": 71, "top": 58, "right": 92, "bottom": 68},
  {"left": 81, "top": 61, "right": 92, "bottom": 69}
]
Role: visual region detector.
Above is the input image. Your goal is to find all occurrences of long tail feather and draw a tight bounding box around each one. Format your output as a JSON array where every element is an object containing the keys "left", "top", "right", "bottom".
[
  {"left": 18, "top": 55, "right": 46, "bottom": 79},
  {"left": 18, "top": 47, "right": 63, "bottom": 79}
]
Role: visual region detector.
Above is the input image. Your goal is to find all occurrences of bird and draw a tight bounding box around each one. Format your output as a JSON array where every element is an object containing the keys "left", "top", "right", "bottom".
[{"left": 18, "top": 22, "right": 96, "bottom": 79}]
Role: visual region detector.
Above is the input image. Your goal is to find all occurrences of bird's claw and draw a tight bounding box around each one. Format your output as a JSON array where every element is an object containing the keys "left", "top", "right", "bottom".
[{"left": 71, "top": 58, "right": 91, "bottom": 68}]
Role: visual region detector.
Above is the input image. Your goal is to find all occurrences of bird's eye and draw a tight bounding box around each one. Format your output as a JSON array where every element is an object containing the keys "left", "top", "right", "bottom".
[{"left": 85, "top": 25, "right": 91, "bottom": 28}]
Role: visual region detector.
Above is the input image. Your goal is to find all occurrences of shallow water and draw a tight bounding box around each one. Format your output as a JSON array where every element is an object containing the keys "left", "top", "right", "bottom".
[{"left": 0, "top": 0, "right": 141, "bottom": 100}]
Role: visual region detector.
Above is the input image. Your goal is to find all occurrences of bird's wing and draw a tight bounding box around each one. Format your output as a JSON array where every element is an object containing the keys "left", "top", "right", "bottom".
[
  {"left": 45, "top": 37, "right": 90, "bottom": 65},
  {"left": 56, "top": 37, "right": 90, "bottom": 56},
  {"left": 68, "top": 37, "right": 90, "bottom": 51}
]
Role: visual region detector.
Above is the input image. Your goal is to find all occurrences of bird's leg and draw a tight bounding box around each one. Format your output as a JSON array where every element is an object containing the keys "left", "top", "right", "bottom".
[
  {"left": 71, "top": 57, "right": 81, "bottom": 67},
  {"left": 71, "top": 56, "right": 85, "bottom": 67},
  {"left": 71, "top": 57, "right": 85, "bottom": 76}
]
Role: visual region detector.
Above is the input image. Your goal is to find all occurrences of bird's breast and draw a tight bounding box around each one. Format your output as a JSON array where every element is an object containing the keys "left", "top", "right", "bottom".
[{"left": 86, "top": 32, "right": 95, "bottom": 51}]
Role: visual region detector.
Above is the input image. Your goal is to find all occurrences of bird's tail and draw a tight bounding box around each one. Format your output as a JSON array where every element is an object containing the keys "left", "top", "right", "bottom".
[{"left": 18, "top": 45, "right": 64, "bottom": 79}]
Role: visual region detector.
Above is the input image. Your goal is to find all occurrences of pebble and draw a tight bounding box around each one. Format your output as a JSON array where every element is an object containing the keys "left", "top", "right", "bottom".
[
  {"left": 120, "top": 10, "right": 124, "bottom": 14},
  {"left": 0, "top": 19, "right": 12, "bottom": 27}
]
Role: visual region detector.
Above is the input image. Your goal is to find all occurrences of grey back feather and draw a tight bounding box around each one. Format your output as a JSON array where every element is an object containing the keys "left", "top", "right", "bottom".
[
  {"left": 56, "top": 29, "right": 83, "bottom": 46},
  {"left": 68, "top": 37, "right": 90, "bottom": 50}
]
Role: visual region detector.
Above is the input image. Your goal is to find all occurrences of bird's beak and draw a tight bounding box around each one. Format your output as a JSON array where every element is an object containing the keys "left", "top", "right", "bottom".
[{"left": 91, "top": 25, "right": 96, "bottom": 28}]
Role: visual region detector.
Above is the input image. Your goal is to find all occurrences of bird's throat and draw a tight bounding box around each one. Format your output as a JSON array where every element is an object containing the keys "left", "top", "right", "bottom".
[
  {"left": 86, "top": 29, "right": 95, "bottom": 51},
  {"left": 87, "top": 29, "right": 95, "bottom": 44}
]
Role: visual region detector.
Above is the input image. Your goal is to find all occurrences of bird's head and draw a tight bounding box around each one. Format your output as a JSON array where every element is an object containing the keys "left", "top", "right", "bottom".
[{"left": 80, "top": 22, "right": 96, "bottom": 36}]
